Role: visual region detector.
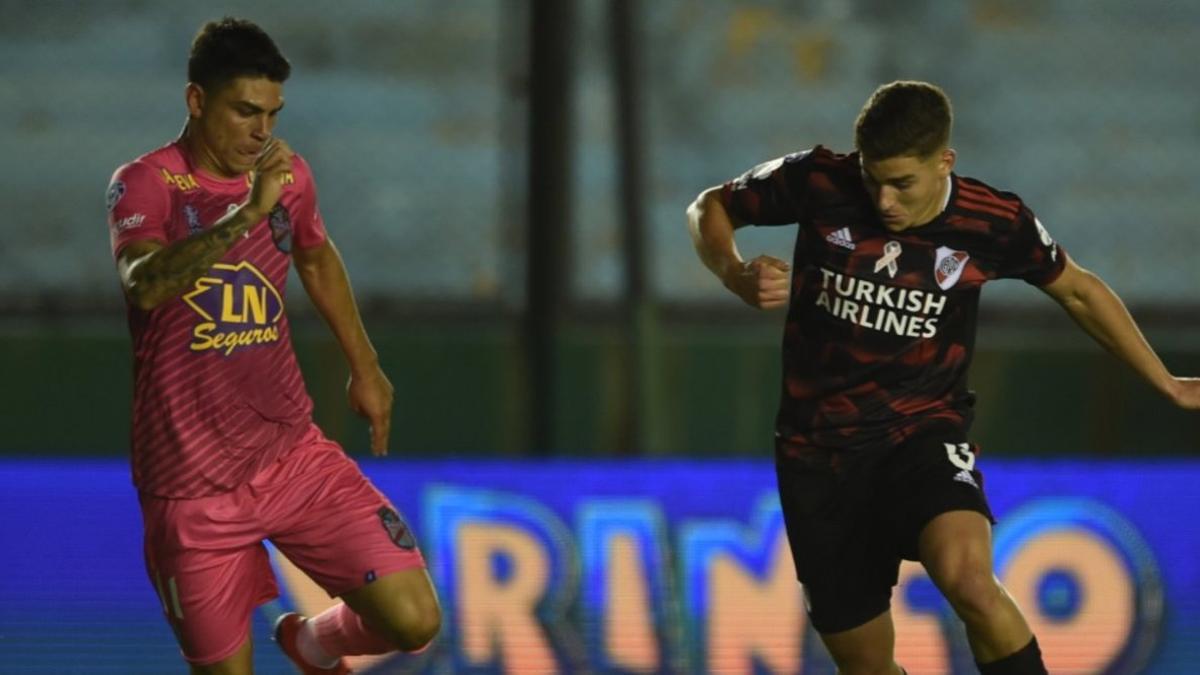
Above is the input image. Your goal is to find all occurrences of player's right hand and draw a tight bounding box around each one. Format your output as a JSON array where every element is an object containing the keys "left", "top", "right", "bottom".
[
  {"left": 246, "top": 137, "right": 294, "bottom": 220},
  {"left": 347, "top": 364, "right": 395, "bottom": 457},
  {"left": 724, "top": 255, "right": 791, "bottom": 310}
]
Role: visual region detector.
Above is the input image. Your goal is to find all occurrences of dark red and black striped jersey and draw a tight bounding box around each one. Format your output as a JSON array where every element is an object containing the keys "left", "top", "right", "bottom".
[{"left": 719, "top": 146, "right": 1066, "bottom": 455}]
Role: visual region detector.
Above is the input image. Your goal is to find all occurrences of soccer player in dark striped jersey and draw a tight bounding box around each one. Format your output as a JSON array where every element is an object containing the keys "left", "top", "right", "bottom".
[{"left": 687, "top": 80, "right": 1200, "bottom": 675}]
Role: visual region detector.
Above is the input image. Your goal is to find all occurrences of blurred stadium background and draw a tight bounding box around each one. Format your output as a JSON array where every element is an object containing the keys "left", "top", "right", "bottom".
[{"left": 1, "top": 0, "right": 1198, "bottom": 672}]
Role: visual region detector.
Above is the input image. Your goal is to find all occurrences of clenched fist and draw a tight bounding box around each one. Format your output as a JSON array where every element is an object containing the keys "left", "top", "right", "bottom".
[
  {"left": 724, "top": 255, "right": 791, "bottom": 310},
  {"left": 245, "top": 137, "right": 295, "bottom": 221}
]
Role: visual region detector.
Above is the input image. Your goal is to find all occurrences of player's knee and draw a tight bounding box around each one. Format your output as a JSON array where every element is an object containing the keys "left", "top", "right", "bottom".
[
  {"left": 379, "top": 594, "right": 441, "bottom": 652},
  {"left": 401, "top": 603, "right": 441, "bottom": 652},
  {"left": 941, "top": 568, "right": 1004, "bottom": 621}
]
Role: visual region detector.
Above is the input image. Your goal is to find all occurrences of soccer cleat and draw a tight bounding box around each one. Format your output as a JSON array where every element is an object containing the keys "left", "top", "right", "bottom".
[{"left": 273, "top": 612, "right": 351, "bottom": 674}]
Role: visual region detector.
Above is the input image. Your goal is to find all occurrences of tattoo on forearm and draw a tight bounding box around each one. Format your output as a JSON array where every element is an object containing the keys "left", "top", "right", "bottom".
[{"left": 132, "top": 210, "right": 256, "bottom": 306}]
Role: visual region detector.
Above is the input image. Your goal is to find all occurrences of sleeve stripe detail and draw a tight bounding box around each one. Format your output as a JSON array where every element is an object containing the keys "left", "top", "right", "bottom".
[
  {"left": 957, "top": 183, "right": 1020, "bottom": 213},
  {"left": 955, "top": 197, "right": 1019, "bottom": 221}
]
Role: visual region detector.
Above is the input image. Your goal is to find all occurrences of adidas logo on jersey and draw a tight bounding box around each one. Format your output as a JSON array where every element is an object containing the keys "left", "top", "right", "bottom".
[
  {"left": 953, "top": 469, "right": 979, "bottom": 489},
  {"left": 825, "top": 227, "right": 855, "bottom": 250}
]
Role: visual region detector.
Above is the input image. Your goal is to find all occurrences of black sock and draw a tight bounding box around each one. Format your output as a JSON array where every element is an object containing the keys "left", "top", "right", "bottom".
[{"left": 977, "top": 636, "right": 1047, "bottom": 675}]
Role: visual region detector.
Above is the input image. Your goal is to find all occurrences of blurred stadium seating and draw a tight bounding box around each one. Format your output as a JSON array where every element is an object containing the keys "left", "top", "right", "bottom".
[
  {"left": 1, "top": 1, "right": 1197, "bottom": 459},
  {"left": 2, "top": 0, "right": 1198, "bottom": 306}
]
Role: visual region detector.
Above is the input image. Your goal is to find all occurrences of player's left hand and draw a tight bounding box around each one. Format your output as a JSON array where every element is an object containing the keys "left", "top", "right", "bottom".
[
  {"left": 348, "top": 365, "right": 394, "bottom": 456},
  {"left": 1168, "top": 376, "right": 1200, "bottom": 410}
]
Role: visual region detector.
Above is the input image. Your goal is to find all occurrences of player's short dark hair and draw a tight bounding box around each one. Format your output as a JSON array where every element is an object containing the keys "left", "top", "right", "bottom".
[
  {"left": 854, "top": 81, "right": 952, "bottom": 161},
  {"left": 187, "top": 17, "right": 291, "bottom": 93}
]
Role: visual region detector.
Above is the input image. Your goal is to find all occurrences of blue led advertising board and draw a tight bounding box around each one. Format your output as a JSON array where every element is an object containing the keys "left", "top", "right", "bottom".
[{"left": 2, "top": 459, "right": 1197, "bottom": 673}]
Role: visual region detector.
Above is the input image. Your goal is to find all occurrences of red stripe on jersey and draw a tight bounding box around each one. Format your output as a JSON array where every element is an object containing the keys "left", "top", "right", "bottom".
[
  {"left": 956, "top": 197, "right": 1019, "bottom": 221},
  {"left": 957, "top": 183, "right": 1019, "bottom": 215}
]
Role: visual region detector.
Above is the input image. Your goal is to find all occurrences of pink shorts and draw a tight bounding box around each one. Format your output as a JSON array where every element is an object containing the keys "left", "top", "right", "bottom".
[{"left": 140, "top": 427, "right": 426, "bottom": 665}]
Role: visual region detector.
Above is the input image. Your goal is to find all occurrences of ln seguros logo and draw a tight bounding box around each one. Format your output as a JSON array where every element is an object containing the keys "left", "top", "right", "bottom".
[{"left": 182, "top": 261, "right": 284, "bottom": 356}]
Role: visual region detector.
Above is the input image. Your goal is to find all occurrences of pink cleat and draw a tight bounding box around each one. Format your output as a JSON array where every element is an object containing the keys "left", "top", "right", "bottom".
[{"left": 273, "top": 612, "right": 351, "bottom": 674}]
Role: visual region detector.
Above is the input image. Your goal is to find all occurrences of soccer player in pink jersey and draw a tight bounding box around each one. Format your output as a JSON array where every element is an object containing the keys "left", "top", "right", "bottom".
[
  {"left": 688, "top": 81, "right": 1200, "bottom": 674},
  {"left": 106, "top": 17, "right": 439, "bottom": 674}
]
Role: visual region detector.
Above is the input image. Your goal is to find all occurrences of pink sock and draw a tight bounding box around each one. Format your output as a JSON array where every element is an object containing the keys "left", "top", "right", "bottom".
[{"left": 310, "top": 603, "right": 394, "bottom": 656}]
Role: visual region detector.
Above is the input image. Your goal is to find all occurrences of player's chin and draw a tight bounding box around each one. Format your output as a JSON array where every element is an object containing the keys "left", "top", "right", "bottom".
[
  {"left": 230, "top": 153, "right": 257, "bottom": 172},
  {"left": 226, "top": 161, "right": 253, "bottom": 175}
]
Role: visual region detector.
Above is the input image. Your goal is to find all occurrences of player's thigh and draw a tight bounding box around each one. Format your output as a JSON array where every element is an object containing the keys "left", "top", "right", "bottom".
[
  {"left": 917, "top": 509, "right": 996, "bottom": 592},
  {"left": 142, "top": 492, "right": 277, "bottom": 666},
  {"left": 267, "top": 437, "right": 427, "bottom": 599},
  {"left": 342, "top": 567, "right": 442, "bottom": 647},
  {"left": 818, "top": 609, "right": 898, "bottom": 673},
  {"left": 189, "top": 634, "right": 253, "bottom": 675},
  {"left": 775, "top": 452, "right": 898, "bottom": 635},
  {"left": 144, "top": 543, "right": 274, "bottom": 665}
]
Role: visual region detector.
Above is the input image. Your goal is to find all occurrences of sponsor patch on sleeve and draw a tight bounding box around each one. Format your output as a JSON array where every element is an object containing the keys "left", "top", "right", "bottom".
[
  {"left": 111, "top": 213, "right": 146, "bottom": 234},
  {"left": 106, "top": 181, "right": 125, "bottom": 212}
]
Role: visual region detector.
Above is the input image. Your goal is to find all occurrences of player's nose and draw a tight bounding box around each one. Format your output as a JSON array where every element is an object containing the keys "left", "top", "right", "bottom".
[
  {"left": 251, "top": 114, "right": 271, "bottom": 140},
  {"left": 875, "top": 186, "right": 896, "bottom": 212}
]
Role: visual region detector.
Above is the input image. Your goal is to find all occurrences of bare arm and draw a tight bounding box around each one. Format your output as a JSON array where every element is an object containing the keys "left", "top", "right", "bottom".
[
  {"left": 293, "top": 237, "right": 394, "bottom": 455},
  {"left": 1041, "top": 256, "right": 1200, "bottom": 408},
  {"left": 116, "top": 138, "right": 295, "bottom": 310},
  {"left": 686, "top": 186, "right": 790, "bottom": 309},
  {"left": 118, "top": 206, "right": 265, "bottom": 310}
]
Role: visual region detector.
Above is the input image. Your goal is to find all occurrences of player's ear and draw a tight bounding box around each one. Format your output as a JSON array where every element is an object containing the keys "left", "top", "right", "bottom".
[
  {"left": 940, "top": 148, "right": 956, "bottom": 175},
  {"left": 185, "top": 82, "right": 205, "bottom": 119}
]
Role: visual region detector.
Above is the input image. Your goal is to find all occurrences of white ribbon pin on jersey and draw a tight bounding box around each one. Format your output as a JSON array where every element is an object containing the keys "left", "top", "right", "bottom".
[{"left": 874, "top": 241, "right": 902, "bottom": 278}]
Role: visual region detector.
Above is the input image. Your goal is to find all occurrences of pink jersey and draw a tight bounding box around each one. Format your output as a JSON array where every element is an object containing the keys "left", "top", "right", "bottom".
[{"left": 107, "top": 140, "right": 327, "bottom": 498}]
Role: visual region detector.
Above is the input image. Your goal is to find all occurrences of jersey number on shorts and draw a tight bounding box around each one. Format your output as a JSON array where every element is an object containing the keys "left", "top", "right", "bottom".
[{"left": 944, "top": 442, "right": 975, "bottom": 471}]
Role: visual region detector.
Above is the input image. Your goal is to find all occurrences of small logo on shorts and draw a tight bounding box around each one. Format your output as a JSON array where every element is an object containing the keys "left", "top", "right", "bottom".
[
  {"left": 378, "top": 507, "right": 416, "bottom": 550},
  {"left": 954, "top": 469, "right": 979, "bottom": 489}
]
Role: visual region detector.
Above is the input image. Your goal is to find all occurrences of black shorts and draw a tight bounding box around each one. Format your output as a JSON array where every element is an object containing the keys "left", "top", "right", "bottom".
[{"left": 775, "top": 424, "right": 994, "bottom": 634}]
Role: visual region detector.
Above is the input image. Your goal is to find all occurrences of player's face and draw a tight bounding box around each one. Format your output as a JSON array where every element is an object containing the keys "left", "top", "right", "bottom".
[
  {"left": 186, "top": 77, "right": 285, "bottom": 178},
  {"left": 860, "top": 149, "right": 955, "bottom": 232}
]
